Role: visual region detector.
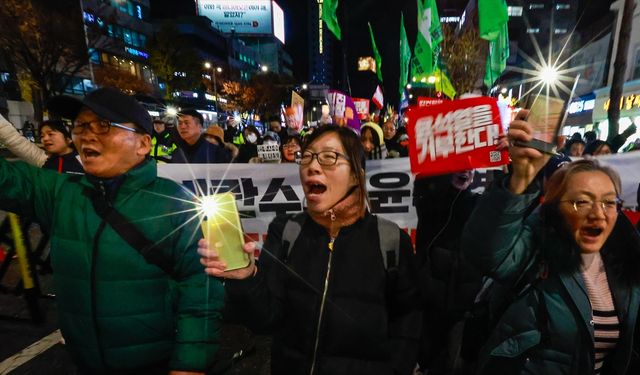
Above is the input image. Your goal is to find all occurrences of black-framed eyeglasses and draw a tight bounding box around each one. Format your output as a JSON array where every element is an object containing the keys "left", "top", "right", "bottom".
[
  {"left": 294, "top": 150, "right": 350, "bottom": 166},
  {"left": 560, "top": 198, "right": 622, "bottom": 215},
  {"left": 71, "top": 120, "right": 141, "bottom": 135}
]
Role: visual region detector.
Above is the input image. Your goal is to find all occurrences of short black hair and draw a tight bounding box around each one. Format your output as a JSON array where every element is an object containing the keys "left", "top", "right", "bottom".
[{"left": 178, "top": 109, "right": 204, "bottom": 126}]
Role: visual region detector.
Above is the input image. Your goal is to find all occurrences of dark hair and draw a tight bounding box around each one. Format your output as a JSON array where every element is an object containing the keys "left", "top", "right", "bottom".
[
  {"left": 584, "top": 130, "right": 597, "bottom": 144},
  {"left": 361, "top": 126, "right": 384, "bottom": 160},
  {"left": 583, "top": 140, "right": 611, "bottom": 155},
  {"left": 244, "top": 125, "right": 261, "bottom": 142},
  {"left": 40, "top": 120, "right": 71, "bottom": 139},
  {"left": 302, "top": 125, "right": 368, "bottom": 210},
  {"left": 178, "top": 109, "right": 204, "bottom": 126}
]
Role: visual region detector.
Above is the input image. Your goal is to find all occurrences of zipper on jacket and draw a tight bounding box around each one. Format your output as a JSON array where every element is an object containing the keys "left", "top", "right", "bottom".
[
  {"left": 91, "top": 181, "right": 110, "bottom": 370},
  {"left": 309, "top": 235, "right": 336, "bottom": 375}
]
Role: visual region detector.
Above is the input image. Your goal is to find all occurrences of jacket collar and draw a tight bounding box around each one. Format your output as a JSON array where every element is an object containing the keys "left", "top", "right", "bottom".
[{"left": 78, "top": 158, "right": 157, "bottom": 196}]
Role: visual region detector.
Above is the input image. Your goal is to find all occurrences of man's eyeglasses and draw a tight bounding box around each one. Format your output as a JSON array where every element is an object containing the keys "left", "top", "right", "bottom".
[
  {"left": 560, "top": 198, "right": 622, "bottom": 215},
  {"left": 71, "top": 120, "right": 141, "bottom": 135},
  {"left": 295, "top": 151, "right": 350, "bottom": 166}
]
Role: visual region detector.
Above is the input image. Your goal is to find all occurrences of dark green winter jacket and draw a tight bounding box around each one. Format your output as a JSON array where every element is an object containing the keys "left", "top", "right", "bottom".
[
  {"left": 462, "top": 180, "right": 640, "bottom": 375},
  {"left": 0, "top": 158, "right": 224, "bottom": 374}
]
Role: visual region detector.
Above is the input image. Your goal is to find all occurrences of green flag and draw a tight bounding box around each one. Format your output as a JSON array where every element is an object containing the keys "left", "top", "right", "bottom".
[
  {"left": 322, "top": 0, "right": 341, "bottom": 40},
  {"left": 434, "top": 66, "right": 456, "bottom": 100},
  {"left": 368, "top": 22, "right": 383, "bottom": 82},
  {"left": 479, "top": 0, "right": 509, "bottom": 87},
  {"left": 412, "top": 0, "right": 442, "bottom": 77},
  {"left": 399, "top": 13, "right": 411, "bottom": 97}
]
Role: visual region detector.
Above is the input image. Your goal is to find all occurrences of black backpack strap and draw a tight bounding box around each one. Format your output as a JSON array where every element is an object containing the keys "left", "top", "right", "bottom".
[
  {"left": 85, "top": 187, "right": 173, "bottom": 275},
  {"left": 281, "top": 213, "right": 306, "bottom": 262},
  {"left": 377, "top": 216, "right": 400, "bottom": 271}
]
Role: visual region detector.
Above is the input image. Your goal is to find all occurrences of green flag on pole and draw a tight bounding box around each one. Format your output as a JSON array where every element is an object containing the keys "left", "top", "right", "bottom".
[
  {"left": 368, "top": 22, "right": 383, "bottom": 82},
  {"left": 412, "top": 0, "right": 442, "bottom": 77},
  {"left": 399, "top": 13, "right": 411, "bottom": 97},
  {"left": 479, "top": 0, "right": 509, "bottom": 87},
  {"left": 434, "top": 65, "right": 457, "bottom": 100},
  {"left": 322, "top": 0, "right": 341, "bottom": 40}
]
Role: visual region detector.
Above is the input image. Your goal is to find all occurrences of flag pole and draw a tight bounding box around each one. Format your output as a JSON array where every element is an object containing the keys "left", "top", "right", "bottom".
[{"left": 341, "top": 0, "right": 352, "bottom": 95}]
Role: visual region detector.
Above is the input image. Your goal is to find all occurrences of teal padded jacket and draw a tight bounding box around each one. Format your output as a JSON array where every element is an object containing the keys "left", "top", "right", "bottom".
[
  {"left": 0, "top": 158, "right": 224, "bottom": 374},
  {"left": 461, "top": 180, "right": 640, "bottom": 375}
]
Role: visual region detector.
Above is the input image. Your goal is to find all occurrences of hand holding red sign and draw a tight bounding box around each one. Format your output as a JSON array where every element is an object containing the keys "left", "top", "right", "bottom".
[
  {"left": 406, "top": 96, "right": 509, "bottom": 176},
  {"left": 506, "top": 109, "right": 552, "bottom": 194}
]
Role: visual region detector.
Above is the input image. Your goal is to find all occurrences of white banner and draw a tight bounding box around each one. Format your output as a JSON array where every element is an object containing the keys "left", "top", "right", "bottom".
[
  {"left": 158, "top": 158, "right": 418, "bottom": 245},
  {"left": 158, "top": 153, "right": 640, "bottom": 245}
]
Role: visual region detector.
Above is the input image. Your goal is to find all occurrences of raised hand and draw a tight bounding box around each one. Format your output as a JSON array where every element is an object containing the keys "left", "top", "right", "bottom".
[{"left": 506, "top": 110, "right": 551, "bottom": 194}]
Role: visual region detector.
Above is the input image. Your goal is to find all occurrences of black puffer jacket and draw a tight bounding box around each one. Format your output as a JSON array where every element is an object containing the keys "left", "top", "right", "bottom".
[{"left": 225, "top": 212, "right": 422, "bottom": 375}]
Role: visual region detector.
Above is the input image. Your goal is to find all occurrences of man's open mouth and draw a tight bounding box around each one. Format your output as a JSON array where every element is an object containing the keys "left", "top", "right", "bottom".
[{"left": 82, "top": 148, "right": 101, "bottom": 158}]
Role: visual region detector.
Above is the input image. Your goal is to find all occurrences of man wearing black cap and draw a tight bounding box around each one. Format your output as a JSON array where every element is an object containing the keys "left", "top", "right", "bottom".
[
  {"left": 171, "top": 108, "right": 230, "bottom": 163},
  {"left": 0, "top": 87, "right": 223, "bottom": 375}
]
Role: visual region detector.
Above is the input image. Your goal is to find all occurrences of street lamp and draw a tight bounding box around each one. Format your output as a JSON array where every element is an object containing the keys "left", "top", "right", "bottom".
[
  {"left": 204, "top": 62, "right": 222, "bottom": 112},
  {"left": 260, "top": 65, "right": 269, "bottom": 73},
  {"left": 302, "top": 83, "right": 308, "bottom": 90}
]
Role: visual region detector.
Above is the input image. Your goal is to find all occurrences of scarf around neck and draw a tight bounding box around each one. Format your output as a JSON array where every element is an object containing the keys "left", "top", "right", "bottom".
[{"left": 307, "top": 187, "right": 365, "bottom": 237}]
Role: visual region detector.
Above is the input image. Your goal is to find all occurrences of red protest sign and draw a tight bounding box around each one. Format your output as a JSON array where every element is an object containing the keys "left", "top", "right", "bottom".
[
  {"left": 417, "top": 97, "right": 444, "bottom": 107},
  {"left": 353, "top": 98, "right": 370, "bottom": 120},
  {"left": 406, "top": 96, "right": 509, "bottom": 176}
]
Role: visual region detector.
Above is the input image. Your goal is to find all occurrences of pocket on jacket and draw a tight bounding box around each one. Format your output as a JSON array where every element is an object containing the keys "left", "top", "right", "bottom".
[{"left": 490, "top": 330, "right": 541, "bottom": 358}]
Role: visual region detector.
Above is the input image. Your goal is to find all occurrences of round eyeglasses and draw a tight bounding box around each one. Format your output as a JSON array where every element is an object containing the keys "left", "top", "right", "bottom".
[
  {"left": 560, "top": 198, "right": 622, "bottom": 215},
  {"left": 295, "top": 151, "right": 350, "bottom": 166}
]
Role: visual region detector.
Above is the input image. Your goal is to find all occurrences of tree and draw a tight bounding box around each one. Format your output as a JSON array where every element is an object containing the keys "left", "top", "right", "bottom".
[
  {"left": 220, "top": 72, "right": 293, "bottom": 117},
  {"left": 0, "top": 0, "right": 92, "bottom": 122},
  {"left": 440, "top": 24, "right": 486, "bottom": 95},
  {"left": 94, "top": 65, "right": 153, "bottom": 95},
  {"left": 607, "top": 0, "right": 636, "bottom": 143},
  {"left": 147, "top": 22, "right": 203, "bottom": 100}
]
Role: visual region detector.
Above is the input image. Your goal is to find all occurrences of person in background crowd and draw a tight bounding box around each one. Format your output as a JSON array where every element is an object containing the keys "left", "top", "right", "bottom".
[
  {"left": 0, "top": 87, "right": 223, "bottom": 374},
  {"left": 383, "top": 121, "right": 407, "bottom": 158},
  {"left": 281, "top": 134, "right": 302, "bottom": 163},
  {"left": 361, "top": 122, "right": 388, "bottom": 160},
  {"left": 249, "top": 131, "right": 281, "bottom": 163},
  {"left": 200, "top": 125, "right": 422, "bottom": 374},
  {"left": 268, "top": 116, "right": 288, "bottom": 144},
  {"left": 0, "top": 114, "right": 83, "bottom": 174},
  {"left": 610, "top": 124, "right": 637, "bottom": 153},
  {"left": 204, "top": 125, "right": 239, "bottom": 161},
  {"left": 224, "top": 116, "right": 244, "bottom": 145},
  {"left": 39, "top": 120, "right": 84, "bottom": 174},
  {"left": 413, "top": 170, "right": 483, "bottom": 374},
  {"left": 564, "top": 138, "right": 585, "bottom": 157},
  {"left": 235, "top": 125, "right": 261, "bottom": 163},
  {"left": 462, "top": 109, "right": 640, "bottom": 374},
  {"left": 151, "top": 118, "right": 177, "bottom": 162},
  {"left": 171, "top": 109, "right": 230, "bottom": 164},
  {"left": 584, "top": 140, "right": 612, "bottom": 156},
  {"left": 583, "top": 130, "right": 597, "bottom": 145}
]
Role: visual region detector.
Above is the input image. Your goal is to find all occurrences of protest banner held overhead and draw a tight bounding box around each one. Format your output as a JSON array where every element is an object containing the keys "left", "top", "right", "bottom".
[
  {"left": 327, "top": 90, "right": 361, "bottom": 132},
  {"left": 406, "top": 96, "right": 509, "bottom": 176},
  {"left": 353, "top": 98, "right": 371, "bottom": 120},
  {"left": 290, "top": 91, "right": 305, "bottom": 131}
]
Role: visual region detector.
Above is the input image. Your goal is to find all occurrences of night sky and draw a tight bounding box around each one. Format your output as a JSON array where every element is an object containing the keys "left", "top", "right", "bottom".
[{"left": 151, "top": 0, "right": 616, "bottom": 106}]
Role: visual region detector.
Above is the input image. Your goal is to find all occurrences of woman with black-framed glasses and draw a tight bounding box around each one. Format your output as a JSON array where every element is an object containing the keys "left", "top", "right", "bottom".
[
  {"left": 461, "top": 110, "right": 640, "bottom": 375},
  {"left": 200, "top": 125, "right": 423, "bottom": 374}
]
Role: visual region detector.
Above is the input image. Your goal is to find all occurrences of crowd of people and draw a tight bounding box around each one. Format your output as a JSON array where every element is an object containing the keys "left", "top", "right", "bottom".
[{"left": 0, "top": 87, "right": 639, "bottom": 375}]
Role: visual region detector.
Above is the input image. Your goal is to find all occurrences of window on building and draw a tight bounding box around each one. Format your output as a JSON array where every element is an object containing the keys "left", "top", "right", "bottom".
[
  {"left": 508, "top": 6, "right": 523, "bottom": 16},
  {"left": 527, "top": 28, "right": 541, "bottom": 33},
  {"left": 556, "top": 4, "right": 570, "bottom": 10},
  {"left": 555, "top": 28, "right": 568, "bottom": 34},
  {"left": 529, "top": 3, "right": 544, "bottom": 9}
]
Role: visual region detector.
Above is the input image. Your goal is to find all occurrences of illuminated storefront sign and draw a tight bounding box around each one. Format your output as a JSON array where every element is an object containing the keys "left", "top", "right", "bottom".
[
  {"left": 603, "top": 93, "right": 640, "bottom": 111},
  {"left": 125, "top": 46, "right": 149, "bottom": 59}
]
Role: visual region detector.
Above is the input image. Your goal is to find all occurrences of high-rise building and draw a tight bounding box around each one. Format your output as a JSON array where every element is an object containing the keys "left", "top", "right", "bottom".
[
  {"left": 80, "top": 0, "right": 157, "bottom": 95},
  {"left": 308, "top": 0, "right": 335, "bottom": 85}
]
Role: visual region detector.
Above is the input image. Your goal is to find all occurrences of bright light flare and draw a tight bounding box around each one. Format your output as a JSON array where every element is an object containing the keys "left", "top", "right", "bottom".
[
  {"left": 166, "top": 106, "right": 178, "bottom": 116},
  {"left": 200, "top": 195, "right": 220, "bottom": 219},
  {"left": 539, "top": 66, "right": 559, "bottom": 86},
  {"left": 427, "top": 76, "right": 437, "bottom": 84}
]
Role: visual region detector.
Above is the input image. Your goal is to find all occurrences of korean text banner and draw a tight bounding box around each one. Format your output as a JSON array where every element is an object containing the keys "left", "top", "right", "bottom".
[
  {"left": 158, "top": 159, "right": 417, "bottom": 245},
  {"left": 155, "top": 153, "right": 640, "bottom": 245},
  {"left": 406, "top": 96, "right": 509, "bottom": 176}
]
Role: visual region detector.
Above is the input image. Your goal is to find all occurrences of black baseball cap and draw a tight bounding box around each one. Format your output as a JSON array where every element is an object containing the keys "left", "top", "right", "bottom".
[{"left": 47, "top": 87, "right": 153, "bottom": 135}]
